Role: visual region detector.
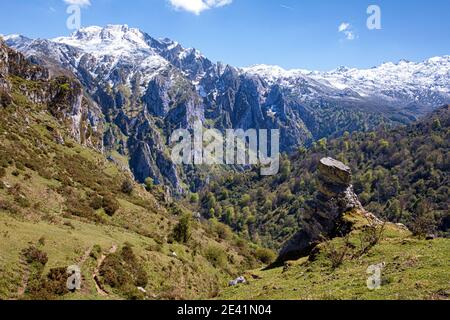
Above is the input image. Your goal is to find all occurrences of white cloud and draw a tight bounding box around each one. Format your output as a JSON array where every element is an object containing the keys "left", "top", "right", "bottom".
[
  {"left": 280, "top": 4, "right": 294, "bottom": 10},
  {"left": 345, "top": 31, "right": 356, "bottom": 40},
  {"left": 338, "top": 22, "right": 350, "bottom": 32},
  {"left": 63, "top": 0, "right": 91, "bottom": 7},
  {"left": 168, "top": 0, "right": 232, "bottom": 15},
  {"left": 338, "top": 22, "right": 356, "bottom": 40}
]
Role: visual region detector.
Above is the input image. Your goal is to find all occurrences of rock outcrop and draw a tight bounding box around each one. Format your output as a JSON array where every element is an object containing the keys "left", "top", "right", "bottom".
[
  {"left": 0, "top": 39, "right": 11, "bottom": 105},
  {"left": 275, "top": 157, "right": 365, "bottom": 264},
  {"left": 0, "top": 38, "right": 10, "bottom": 90},
  {"left": 0, "top": 39, "right": 103, "bottom": 150},
  {"left": 317, "top": 157, "right": 363, "bottom": 212}
]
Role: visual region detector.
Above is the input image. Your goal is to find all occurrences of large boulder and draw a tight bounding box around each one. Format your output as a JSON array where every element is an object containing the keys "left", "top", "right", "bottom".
[{"left": 319, "top": 157, "right": 351, "bottom": 187}]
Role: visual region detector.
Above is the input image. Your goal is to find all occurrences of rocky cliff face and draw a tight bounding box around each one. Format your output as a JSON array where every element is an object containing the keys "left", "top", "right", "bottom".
[
  {"left": 0, "top": 39, "right": 103, "bottom": 150},
  {"left": 276, "top": 157, "right": 372, "bottom": 264},
  {"left": 0, "top": 39, "right": 11, "bottom": 98}
]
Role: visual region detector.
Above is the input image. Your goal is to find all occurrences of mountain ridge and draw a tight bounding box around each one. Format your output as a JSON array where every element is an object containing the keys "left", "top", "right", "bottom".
[
  {"left": 2, "top": 25, "right": 449, "bottom": 194},
  {"left": 5, "top": 24, "right": 449, "bottom": 113}
]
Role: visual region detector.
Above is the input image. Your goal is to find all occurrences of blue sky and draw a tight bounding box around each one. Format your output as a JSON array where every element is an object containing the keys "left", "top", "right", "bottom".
[{"left": 0, "top": 0, "right": 449, "bottom": 70}]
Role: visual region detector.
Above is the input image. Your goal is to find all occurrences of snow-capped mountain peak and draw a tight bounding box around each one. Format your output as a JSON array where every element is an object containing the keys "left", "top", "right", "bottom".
[
  {"left": 52, "top": 24, "right": 153, "bottom": 59},
  {"left": 1, "top": 34, "right": 33, "bottom": 51},
  {"left": 46, "top": 25, "right": 213, "bottom": 82},
  {"left": 242, "top": 64, "right": 310, "bottom": 83},
  {"left": 2, "top": 34, "right": 28, "bottom": 41}
]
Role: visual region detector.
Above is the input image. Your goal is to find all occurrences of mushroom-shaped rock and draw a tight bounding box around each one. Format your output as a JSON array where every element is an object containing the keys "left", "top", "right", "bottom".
[
  {"left": 317, "top": 157, "right": 353, "bottom": 198},
  {"left": 274, "top": 157, "right": 363, "bottom": 265},
  {"left": 318, "top": 157, "right": 352, "bottom": 186}
]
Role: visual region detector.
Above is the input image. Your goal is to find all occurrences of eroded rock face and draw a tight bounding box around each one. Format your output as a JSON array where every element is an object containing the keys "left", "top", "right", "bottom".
[
  {"left": 276, "top": 157, "right": 363, "bottom": 264},
  {"left": 143, "top": 76, "right": 170, "bottom": 117},
  {"left": 1, "top": 40, "right": 49, "bottom": 82},
  {"left": 0, "top": 39, "right": 12, "bottom": 100},
  {"left": 0, "top": 40, "right": 12, "bottom": 105},
  {"left": 0, "top": 40, "right": 103, "bottom": 149}
]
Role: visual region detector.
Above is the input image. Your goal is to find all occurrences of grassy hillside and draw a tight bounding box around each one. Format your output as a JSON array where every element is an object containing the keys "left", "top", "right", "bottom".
[
  {"left": 0, "top": 52, "right": 265, "bottom": 300},
  {"left": 220, "top": 211, "right": 450, "bottom": 300}
]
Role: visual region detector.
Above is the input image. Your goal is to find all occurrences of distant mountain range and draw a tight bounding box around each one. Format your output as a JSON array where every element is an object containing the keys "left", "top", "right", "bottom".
[{"left": 2, "top": 25, "right": 449, "bottom": 193}]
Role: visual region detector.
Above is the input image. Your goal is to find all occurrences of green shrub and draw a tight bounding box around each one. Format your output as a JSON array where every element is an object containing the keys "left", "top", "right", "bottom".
[
  {"left": 168, "top": 202, "right": 185, "bottom": 216},
  {"left": 100, "top": 254, "right": 128, "bottom": 288},
  {"left": 0, "top": 151, "right": 9, "bottom": 168},
  {"left": 22, "top": 246, "right": 48, "bottom": 266},
  {"left": 255, "top": 248, "right": 277, "bottom": 265},
  {"left": 204, "top": 245, "right": 227, "bottom": 269},
  {"left": 90, "top": 244, "right": 103, "bottom": 260},
  {"left": 103, "top": 195, "right": 120, "bottom": 216},
  {"left": 24, "top": 160, "right": 40, "bottom": 171},
  {"left": 89, "top": 195, "right": 103, "bottom": 210},
  {"left": 15, "top": 161, "right": 25, "bottom": 171},
  {"left": 144, "top": 177, "right": 154, "bottom": 191},
  {"left": 121, "top": 180, "right": 134, "bottom": 195},
  {"left": 38, "top": 167, "right": 53, "bottom": 180},
  {"left": 59, "top": 83, "right": 71, "bottom": 92},
  {"left": 66, "top": 197, "right": 101, "bottom": 222},
  {"left": 172, "top": 213, "right": 192, "bottom": 244},
  {"left": 15, "top": 195, "right": 31, "bottom": 208},
  {"left": 121, "top": 283, "right": 145, "bottom": 300},
  {"left": 411, "top": 213, "right": 436, "bottom": 238},
  {"left": 120, "top": 244, "right": 148, "bottom": 287},
  {"left": 240, "top": 194, "right": 251, "bottom": 206},
  {"left": 44, "top": 267, "right": 70, "bottom": 296},
  {"left": 0, "top": 89, "right": 12, "bottom": 107},
  {"left": 190, "top": 193, "right": 199, "bottom": 203},
  {"left": 323, "top": 236, "right": 352, "bottom": 269},
  {"left": 356, "top": 223, "right": 385, "bottom": 257},
  {"left": 99, "top": 244, "right": 148, "bottom": 298},
  {"left": 0, "top": 167, "right": 5, "bottom": 178},
  {"left": 214, "top": 222, "right": 232, "bottom": 240},
  {"left": 38, "top": 236, "right": 46, "bottom": 246}
]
